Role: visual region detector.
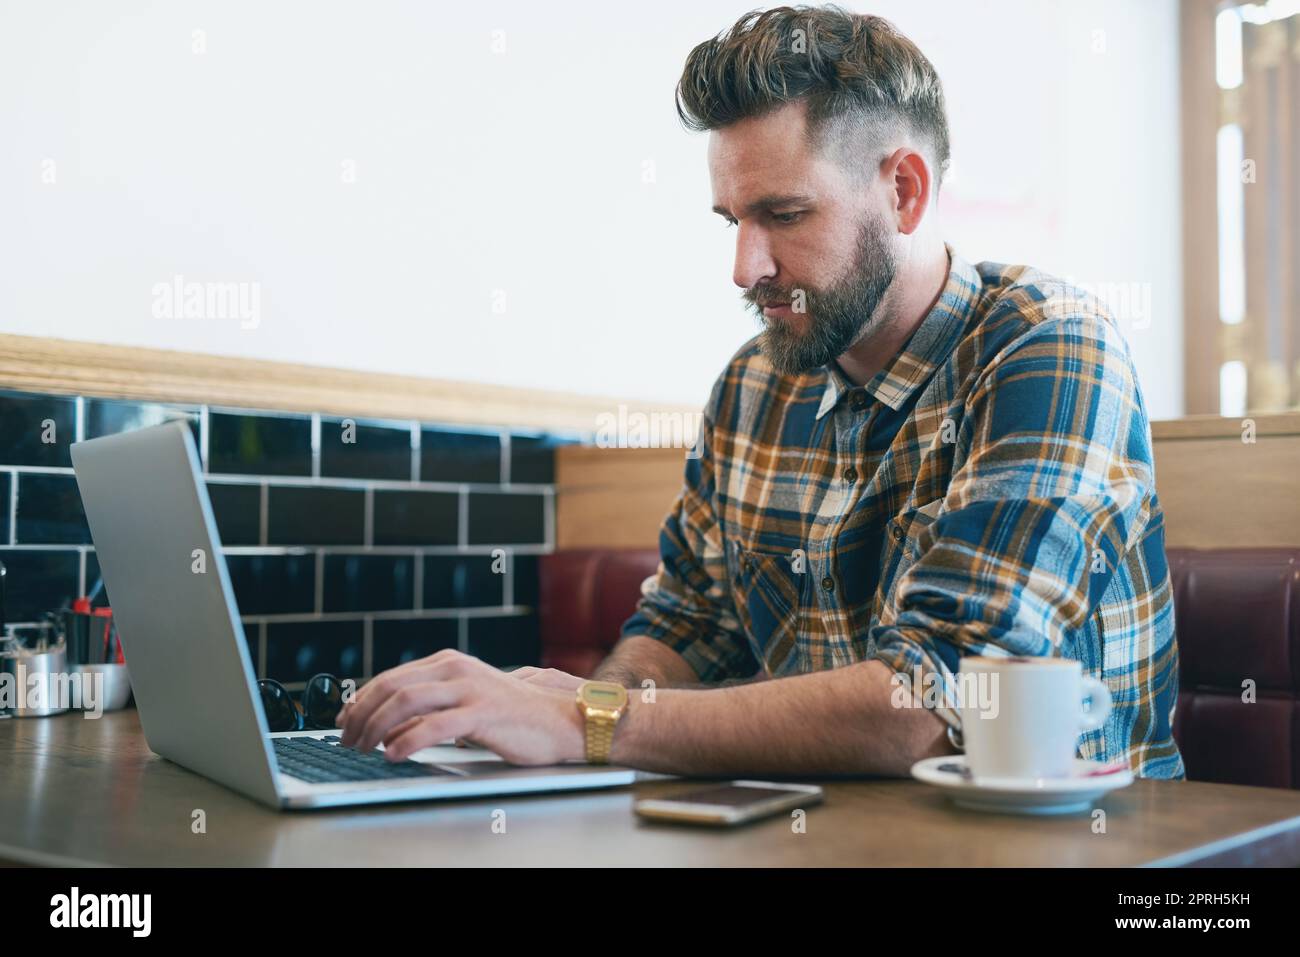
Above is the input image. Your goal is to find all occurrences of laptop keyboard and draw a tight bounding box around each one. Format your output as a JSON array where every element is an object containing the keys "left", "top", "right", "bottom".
[{"left": 273, "top": 735, "right": 454, "bottom": 785}]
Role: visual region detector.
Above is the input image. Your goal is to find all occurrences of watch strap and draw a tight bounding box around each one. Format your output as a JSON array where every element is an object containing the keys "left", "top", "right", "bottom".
[{"left": 584, "top": 709, "right": 618, "bottom": 764}]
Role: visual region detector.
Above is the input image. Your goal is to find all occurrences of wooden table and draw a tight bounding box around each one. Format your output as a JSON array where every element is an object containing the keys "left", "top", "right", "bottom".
[{"left": 3, "top": 710, "right": 1300, "bottom": 867}]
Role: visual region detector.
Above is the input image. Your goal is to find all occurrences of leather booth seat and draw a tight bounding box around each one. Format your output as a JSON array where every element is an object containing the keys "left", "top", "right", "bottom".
[
  {"left": 539, "top": 547, "right": 1300, "bottom": 788},
  {"left": 1167, "top": 548, "right": 1299, "bottom": 789},
  {"left": 539, "top": 549, "right": 661, "bottom": 679}
]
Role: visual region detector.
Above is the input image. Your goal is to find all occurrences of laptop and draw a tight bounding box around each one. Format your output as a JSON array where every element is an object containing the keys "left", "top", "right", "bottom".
[{"left": 70, "top": 420, "right": 636, "bottom": 809}]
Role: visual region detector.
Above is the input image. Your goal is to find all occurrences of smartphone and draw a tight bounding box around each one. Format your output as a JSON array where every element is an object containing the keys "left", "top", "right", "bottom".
[{"left": 634, "top": 780, "right": 824, "bottom": 826}]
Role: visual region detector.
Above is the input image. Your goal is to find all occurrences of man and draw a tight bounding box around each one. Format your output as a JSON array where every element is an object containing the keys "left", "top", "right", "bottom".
[{"left": 338, "top": 5, "right": 1184, "bottom": 780}]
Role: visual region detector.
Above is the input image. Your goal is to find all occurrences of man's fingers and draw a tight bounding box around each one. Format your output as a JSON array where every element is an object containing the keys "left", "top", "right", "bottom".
[
  {"left": 338, "top": 656, "right": 473, "bottom": 740},
  {"left": 385, "top": 710, "right": 477, "bottom": 762},
  {"left": 345, "top": 648, "right": 470, "bottom": 710},
  {"left": 352, "top": 680, "right": 466, "bottom": 752},
  {"left": 380, "top": 714, "right": 425, "bottom": 747}
]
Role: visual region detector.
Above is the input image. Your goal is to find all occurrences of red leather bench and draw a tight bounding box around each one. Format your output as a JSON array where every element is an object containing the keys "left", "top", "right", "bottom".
[
  {"left": 539, "top": 549, "right": 661, "bottom": 679},
  {"left": 1169, "top": 548, "right": 1299, "bottom": 789},
  {"left": 540, "top": 547, "right": 1300, "bottom": 788}
]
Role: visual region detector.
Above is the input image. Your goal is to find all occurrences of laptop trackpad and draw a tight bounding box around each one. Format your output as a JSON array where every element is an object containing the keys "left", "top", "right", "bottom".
[{"left": 404, "top": 745, "right": 593, "bottom": 777}]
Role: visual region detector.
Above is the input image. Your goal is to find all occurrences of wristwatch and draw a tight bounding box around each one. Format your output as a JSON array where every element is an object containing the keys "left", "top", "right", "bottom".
[{"left": 575, "top": 680, "right": 628, "bottom": 764}]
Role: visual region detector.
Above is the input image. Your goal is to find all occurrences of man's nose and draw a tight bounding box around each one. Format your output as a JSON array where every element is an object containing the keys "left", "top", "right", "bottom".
[{"left": 732, "top": 223, "right": 777, "bottom": 292}]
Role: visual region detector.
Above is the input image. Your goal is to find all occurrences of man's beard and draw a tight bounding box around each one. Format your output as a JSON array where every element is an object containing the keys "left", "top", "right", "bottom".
[{"left": 744, "top": 215, "right": 897, "bottom": 376}]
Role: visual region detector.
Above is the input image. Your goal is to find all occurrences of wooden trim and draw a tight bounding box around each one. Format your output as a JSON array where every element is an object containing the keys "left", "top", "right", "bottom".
[
  {"left": 1154, "top": 431, "right": 1300, "bottom": 548},
  {"left": 1151, "top": 411, "right": 1300, "bottom": 439},
  {"left": 1180, "top": 0, "right": 1221, "bottom": 415},
  {"left": 0, "top": 333, "right": 697, "bottom": 432},
  {"left": 555, "top": 446, "right": 684, "bottom": 549}
]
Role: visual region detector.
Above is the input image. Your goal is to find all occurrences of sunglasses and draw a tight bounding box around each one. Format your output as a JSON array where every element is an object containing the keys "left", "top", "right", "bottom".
[{"left": 257, "top": 672, "right": 347, "bottom": 733}]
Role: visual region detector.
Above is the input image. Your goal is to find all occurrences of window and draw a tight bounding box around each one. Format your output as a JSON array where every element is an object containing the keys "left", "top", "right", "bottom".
[{"left": 1184, "top": 0, "right": 1300, "bottom": 414}]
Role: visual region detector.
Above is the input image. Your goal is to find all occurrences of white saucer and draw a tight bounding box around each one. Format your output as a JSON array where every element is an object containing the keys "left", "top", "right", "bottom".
[{"left": 910, "top": 756, "right": 1134, "bottom": 815}]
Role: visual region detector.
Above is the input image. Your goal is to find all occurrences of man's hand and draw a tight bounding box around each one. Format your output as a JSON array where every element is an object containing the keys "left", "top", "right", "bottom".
[
  {"left": 335, "top": 650, "right": 584, "bottom": 765},
  {"left": 505, "top": 665, "right": 585, "bottom": 692}
]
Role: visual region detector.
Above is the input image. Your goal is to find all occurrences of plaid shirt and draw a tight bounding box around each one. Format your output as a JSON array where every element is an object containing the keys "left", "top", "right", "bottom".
[{"left": 623, "top": 245, "right": 1185, "bottom": 779}]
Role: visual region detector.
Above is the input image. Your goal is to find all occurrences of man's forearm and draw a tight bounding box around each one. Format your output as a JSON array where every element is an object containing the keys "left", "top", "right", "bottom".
[
  {"left": 609, "top": 659, "right": 954, "bottom": 777},
  {"left": 592, "top": 635, "right": 702, "bottom": 688}
]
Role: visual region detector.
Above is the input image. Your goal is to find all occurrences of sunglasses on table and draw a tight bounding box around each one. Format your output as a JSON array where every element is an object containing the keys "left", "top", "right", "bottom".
[{"left": 256, "top": 672, "right": 349, "bottom": 733}]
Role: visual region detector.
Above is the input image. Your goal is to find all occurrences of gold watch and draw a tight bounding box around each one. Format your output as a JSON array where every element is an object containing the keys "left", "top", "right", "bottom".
[{"left": 576, "top": 680, "right": 628, "bottom": 764}]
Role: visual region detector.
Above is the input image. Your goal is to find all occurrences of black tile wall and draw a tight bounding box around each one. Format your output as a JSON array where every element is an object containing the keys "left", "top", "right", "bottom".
[
  {"left": 0, "top": 392, "right": 76, "bottom": 467},
  {"left": 0, "top": 549, "right": 82, "bottom": 623},
  {"left": 85, "top": 399, "right": 198, "bottom": 442},
  {"left": 421, "top": 428, "right": 502, "bottom": 483},
  {"left": 323, "top": 554, "right": 415, "bottom": 613},
  {"left": 372, "top": 489, "right": 458, "bottom": 546},
  {"left": 511, "top": 554, "right": 539, "bottom": 607},
  {"left": 423, "top": 555, "right": 504, "bottom": 609},
  {"left": 0, "top": 472, "right": 10, "bottom": 544},
  {"left": 16, "top": 474, "right": 91, "bottom": 544},
  {"left": 244, "top": 627, "right": 260, "bottom": 674},
  {"left": 510, "top": 434, "right": 575, "bottom": 484},
  {"left": 268, "top": 486, "right": 364, "bottom": 545},
  {"left": 467, "top": 614, "right": 540, "bottom": 669},
  {"left": 372, "top": 618, "right": 459, "bottom": 672},
  {"left": 1, "top": 389, "right": 560, "bottom": 681},
  {"left": 225, "top": 554, "right": 316, "bottom": 615},
  {"left": 467, "top": 491, "right": 546, "bottom": 545},
  {"left": 265, "top": 620, "right": 364, "bottom": 684},
  {"left": 209, "top": 412, "right": 312, "bottom": 477},
  {"left": 83, "top": 552, "right": 111, "bottom": 609},
  {"left": 319, "top": 419, "right": 411, "bottom": 481},
  {"left": 207, "top": 482, "right": 262, "bottom": 546}
]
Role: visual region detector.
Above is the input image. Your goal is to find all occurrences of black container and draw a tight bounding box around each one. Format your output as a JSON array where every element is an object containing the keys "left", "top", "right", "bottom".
[{"left": 61, "top": 608, "right": 122, "bottom": 666}]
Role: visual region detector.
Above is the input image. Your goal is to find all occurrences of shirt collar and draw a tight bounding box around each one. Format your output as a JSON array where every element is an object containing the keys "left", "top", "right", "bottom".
[{"left": 816, "top": 244, "right": 981, "bottom": 419}]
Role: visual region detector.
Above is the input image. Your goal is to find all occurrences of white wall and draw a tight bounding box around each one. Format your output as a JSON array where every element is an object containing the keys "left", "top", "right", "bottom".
[{"left": 0, "top": 0, "right": 1182, "bottom": 419}]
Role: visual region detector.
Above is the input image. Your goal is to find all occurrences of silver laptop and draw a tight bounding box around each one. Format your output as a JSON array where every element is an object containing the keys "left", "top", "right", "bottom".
[{"left": 70, "top": 420, "right": 635, "bottom": 809}]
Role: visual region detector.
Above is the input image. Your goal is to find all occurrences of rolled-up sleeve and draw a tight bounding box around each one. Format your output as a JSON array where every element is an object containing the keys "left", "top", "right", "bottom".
[
  {"left": 868, "top": 312, "right": 1156, "bottom": 729},
  {"left": 618, "top": 381, "right": 759, "bottom": 682}
]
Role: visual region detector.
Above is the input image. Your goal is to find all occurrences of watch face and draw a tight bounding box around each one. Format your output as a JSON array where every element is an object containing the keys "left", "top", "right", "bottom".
[{"left": 582, "top": 681, "right": 627, "bottom": 708}]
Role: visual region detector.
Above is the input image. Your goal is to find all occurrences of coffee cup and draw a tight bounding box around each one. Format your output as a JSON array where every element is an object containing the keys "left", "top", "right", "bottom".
[{"left": 957, "top": 655, "right": 1111, "bottom": 780}]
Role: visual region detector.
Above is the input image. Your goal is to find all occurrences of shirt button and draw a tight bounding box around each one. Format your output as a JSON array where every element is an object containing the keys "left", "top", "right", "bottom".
[
  {"left": 850, "top": 393, "right": 868, "bottom": 412},
  {"left": 843, "top": 466, "right": 858, "bottom": 484},
  {"left": 891, "top": 524, "right": 905, "bottom": 544},
  {"left": 820, "top": 576, "right": 835, "bottom": 593}
]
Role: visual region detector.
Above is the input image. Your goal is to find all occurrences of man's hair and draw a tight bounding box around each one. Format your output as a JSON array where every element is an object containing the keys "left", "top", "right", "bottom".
[{"left": 675, "top": 5, "right": 950, "bottom": 185}]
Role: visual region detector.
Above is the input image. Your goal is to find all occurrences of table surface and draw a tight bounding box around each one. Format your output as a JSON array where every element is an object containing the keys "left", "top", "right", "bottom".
[{"left": 3, "top": 710, "right": 1300, "bottom": 867}]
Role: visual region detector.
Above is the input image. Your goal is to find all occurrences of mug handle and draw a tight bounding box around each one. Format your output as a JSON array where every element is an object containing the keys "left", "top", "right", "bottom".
[{"left": 1079, "top": 676, "right": 1112, "bottom": 732}]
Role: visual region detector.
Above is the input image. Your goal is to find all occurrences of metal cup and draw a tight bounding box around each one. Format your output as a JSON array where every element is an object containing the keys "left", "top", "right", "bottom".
[{"left": 1, "top": 637, "right": 70, "bottom": 718}]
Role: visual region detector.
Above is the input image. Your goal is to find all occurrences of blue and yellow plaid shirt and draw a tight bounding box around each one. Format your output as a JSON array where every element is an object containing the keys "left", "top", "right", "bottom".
[{"left": 623, "top": 246, "right": 1184, "bottom": 779}]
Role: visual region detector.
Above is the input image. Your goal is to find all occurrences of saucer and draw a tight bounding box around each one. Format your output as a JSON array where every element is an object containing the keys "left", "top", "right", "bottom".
[{"left": 910, "top": 756, "right": 1134, "bottom": 815}]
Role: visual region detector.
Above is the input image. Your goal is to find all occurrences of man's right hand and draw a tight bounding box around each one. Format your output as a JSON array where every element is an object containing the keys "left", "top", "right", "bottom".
[{"left": 505, "top": 666, "right": 585, "bottom": 692}]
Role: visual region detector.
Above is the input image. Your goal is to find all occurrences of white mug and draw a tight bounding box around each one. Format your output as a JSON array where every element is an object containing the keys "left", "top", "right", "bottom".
[{"left": 957, "top": 655, "right": 1111, "bottom": 780}]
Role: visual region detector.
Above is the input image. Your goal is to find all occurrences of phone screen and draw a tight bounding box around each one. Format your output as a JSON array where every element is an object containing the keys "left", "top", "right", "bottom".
[{"left": 667, "top": 785, "right": 800, "bottom": 807}]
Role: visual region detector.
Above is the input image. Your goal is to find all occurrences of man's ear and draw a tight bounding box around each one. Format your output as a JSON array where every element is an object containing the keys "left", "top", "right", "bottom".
[{"left": 883, "top": 147, "right": 932, "bottom": 236}]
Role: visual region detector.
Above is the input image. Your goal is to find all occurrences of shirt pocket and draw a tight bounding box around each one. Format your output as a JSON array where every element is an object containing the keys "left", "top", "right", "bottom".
[{"left": 731, "top": 547, "right": 803, "bottom": 675}]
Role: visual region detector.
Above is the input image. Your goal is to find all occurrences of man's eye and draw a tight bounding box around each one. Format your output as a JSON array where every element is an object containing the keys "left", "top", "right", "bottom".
[{"left": 772, "top": 211, "right": 803, "bottom": 225}]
